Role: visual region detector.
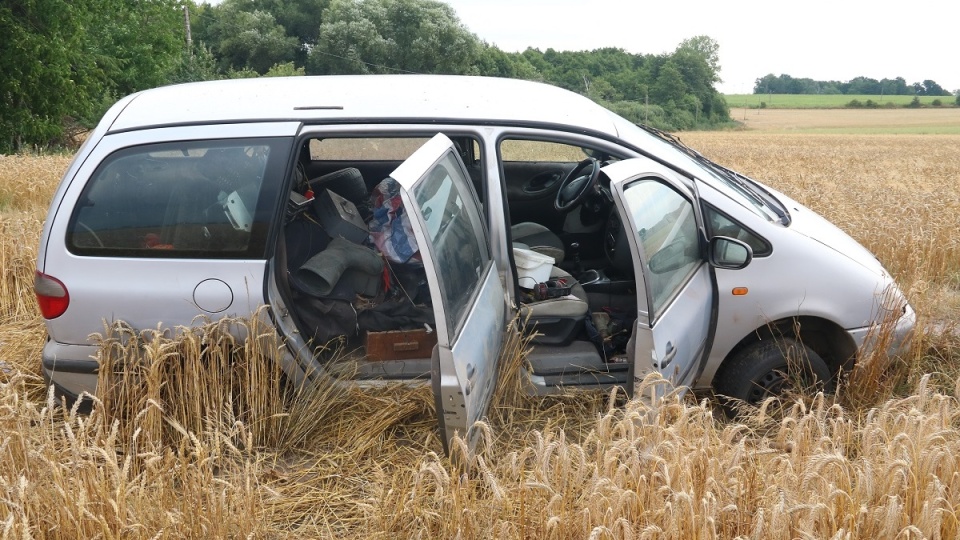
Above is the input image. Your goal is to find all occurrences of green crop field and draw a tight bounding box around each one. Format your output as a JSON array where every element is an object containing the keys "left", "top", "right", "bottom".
[{"left": 724, "top": 93, "right": 957, "bottom": 109}]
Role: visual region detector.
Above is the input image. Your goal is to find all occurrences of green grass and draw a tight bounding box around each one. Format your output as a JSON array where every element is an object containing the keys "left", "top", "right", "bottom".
[
  {"left": 723, "top": 93, "right": 957, "bottom": 109},
  {"left": 781, "top": 126, "right": 960, "bottom": 135}
]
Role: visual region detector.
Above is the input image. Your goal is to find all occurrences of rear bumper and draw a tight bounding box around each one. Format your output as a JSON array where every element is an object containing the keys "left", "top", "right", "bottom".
[{"left": 41, "top": 338, "right": 99, "bottom": 401}]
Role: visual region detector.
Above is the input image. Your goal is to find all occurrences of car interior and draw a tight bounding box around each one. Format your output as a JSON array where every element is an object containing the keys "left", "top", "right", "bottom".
[{"left": 275, "top": 134, "right": 640, "bottom": 389}]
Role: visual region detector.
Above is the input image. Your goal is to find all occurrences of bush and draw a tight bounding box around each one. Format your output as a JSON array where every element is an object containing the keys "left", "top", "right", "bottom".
[
  {"left": 932, "top": 99, "right": 943, "bottom": 107},
  {"left": 907, "top": 96, "right": 922, "bottom": 108},
  {"left": 604, "top": 100, "right": 672, "bottom": 130},
  {"left": 846, "top": 99, "right": 863, "bottom": 108}
]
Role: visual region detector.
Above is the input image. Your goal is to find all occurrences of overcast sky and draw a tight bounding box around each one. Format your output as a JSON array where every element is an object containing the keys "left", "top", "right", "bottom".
[{"left": 443, "top": 0, "right": 959, "bottom": 94}]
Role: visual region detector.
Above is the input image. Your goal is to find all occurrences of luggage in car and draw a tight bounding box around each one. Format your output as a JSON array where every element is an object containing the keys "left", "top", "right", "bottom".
[{"left": 315, "top": 188, "right": 368, "bottom": 244}]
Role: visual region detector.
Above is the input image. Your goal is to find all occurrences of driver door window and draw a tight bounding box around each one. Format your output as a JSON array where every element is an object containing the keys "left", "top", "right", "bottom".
[
  {"left": 497, "top": 138, "right": 599, "bottom": 234},
  {"left": 622, "top": 179, "right": 702, "bottom": 318},
  {"left": 499, "top": 140, "right": 586, "bottom": 162}
]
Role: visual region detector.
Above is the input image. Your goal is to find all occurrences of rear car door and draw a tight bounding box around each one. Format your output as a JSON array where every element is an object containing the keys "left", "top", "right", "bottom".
[
  {"left": 389, "top": 133, "right": 507, "bottom": 452},
  {"left": 603, "top": 159, "right": 716, "bottom": 399}
]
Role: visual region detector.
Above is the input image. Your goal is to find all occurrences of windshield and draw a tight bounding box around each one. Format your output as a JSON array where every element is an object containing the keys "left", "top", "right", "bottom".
[{"left": 612, "top": 117, "right": 789, "bottom": 224}]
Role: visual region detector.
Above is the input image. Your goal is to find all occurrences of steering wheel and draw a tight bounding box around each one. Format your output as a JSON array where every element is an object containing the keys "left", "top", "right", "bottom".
[{"left": 554, "top": 158, "right": 600, "bottom": 213}]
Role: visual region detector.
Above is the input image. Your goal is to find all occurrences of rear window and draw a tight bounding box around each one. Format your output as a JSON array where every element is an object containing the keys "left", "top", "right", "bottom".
[{"left": 67, "top": 138, "right": 291, "bottom": 258}]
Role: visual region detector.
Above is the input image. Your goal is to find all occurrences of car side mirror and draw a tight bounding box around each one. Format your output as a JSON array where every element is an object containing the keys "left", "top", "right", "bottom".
[
  {"left": 648, "top": 238, "right": 696, "bottom": 274},
  {"left": 709, "top": 236, "right": 753, "bottom": 270}
]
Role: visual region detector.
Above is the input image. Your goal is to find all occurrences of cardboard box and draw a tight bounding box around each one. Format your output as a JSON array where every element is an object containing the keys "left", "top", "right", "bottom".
[{"left": 365, "top": 329, "right": 438, "bottom": 361}]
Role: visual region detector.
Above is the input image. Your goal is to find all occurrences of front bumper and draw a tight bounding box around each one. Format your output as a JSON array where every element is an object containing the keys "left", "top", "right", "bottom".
[{"left": 846, "top": 302, "right": 917, "bottom": 357}]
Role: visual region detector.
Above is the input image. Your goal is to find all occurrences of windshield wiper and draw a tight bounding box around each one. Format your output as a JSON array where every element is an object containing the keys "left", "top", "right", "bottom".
[{"left": 636, "top": 124, "right": 789, "bottom": 224}]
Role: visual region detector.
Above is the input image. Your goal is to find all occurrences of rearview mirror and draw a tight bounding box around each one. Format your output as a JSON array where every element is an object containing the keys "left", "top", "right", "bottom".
[{"left": 709, "top": 236, "right": 752, "bottom": 270}]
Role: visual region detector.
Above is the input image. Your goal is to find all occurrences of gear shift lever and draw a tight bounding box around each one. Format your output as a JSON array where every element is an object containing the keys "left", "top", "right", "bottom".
[{"left": 569, "top": 242, "right": 584, "bottom": 276}]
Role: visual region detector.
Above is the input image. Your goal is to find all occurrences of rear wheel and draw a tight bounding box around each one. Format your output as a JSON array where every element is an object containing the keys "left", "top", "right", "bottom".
[{"left": 714, "top": 337, "right": 832, "bottom": 413}]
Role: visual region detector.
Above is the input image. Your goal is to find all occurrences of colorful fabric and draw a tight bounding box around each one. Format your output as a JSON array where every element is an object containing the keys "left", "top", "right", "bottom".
[{"left": 368, "top": 177, "right": 419, "bottom": 263}]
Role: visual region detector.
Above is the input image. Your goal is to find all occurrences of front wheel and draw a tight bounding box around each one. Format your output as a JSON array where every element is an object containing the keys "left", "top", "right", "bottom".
[{"left": 714, "top": 337, "right": 832, "bottom": 412}]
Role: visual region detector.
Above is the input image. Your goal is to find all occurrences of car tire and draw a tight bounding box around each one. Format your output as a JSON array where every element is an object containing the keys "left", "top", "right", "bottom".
[{"left": 714, "top": 337, "right": 833, "bottom": 412}]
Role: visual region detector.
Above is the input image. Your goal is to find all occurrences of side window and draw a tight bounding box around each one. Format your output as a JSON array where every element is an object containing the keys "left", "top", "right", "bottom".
[
  {"left": 413, "top": 152, "right": 489, "bottom": 341},
  {"left": 67, "top": 138, "right": 288, "bottom": 258},
  {"left": 622, "top": 179, "right": 702, "bottom": 318},
  {"left": 499, "top": 139, "right": 586, "bottom": 162},
  {"left": 702, "top": 203, "right": 772, "bottom": 257},
  {"left": 309, "top": 137, "right": 430, "bottom": 161}
]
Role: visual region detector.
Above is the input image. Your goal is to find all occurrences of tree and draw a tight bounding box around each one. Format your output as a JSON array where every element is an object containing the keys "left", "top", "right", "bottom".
[
  {"left": 88, "top": 0, "right": 185, "bottom": 97},
  {"left": 676, "top": 36, "right": 721, "bottom": 84},
  {"left": 1, "top": 0, "right": 190, "bottom": 152},
  {"left": 475, "top": 45, "right": 540, "bottom": 80},
  {"left": 308, "top": 0, "right": 481, "bottom": 75},
  {"left": 920, "top": 79, "right": 950, "bottom": 96},
  {"left": 845, "top": 76, "right": 882, "bottom": 95},
  {"left": 1, "top": 0, "right": 97, "bottom": 151},
  {"left": 166, "top": 45, "right": 224, "bottom": 85},
  {"left": 196, "top": 1, "right": 298, "bottom": 74},
  {"left": 651, "top": 61, "right": 687, "bottom": 104}
]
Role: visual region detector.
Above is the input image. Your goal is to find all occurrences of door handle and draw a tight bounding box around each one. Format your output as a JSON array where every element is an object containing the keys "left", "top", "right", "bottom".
[{"left": 657, "top": 342, "right": 677, "bottom": 369}]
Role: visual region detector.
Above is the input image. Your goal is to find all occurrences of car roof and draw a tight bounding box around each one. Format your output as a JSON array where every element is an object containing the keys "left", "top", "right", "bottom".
[{"left": 107, "top": 75, "right": 624, "bottom": 137}]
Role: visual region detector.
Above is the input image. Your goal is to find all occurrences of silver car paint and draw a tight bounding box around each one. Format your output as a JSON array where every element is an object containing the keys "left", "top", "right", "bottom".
[
  {"left": 37, "top": 76, "right": 914, "bottom": 403},
  {"left": 40, "top": 122, "right": 299, "bottom": 397}
]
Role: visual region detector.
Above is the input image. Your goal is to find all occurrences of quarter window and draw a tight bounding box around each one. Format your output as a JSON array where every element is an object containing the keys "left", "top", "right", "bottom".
[
  {"left": 67, "top": 138, "right": 288, "bottom": 258},
  {"left": 702, "top": 203, "right": 771, "bottom": 257},
  {"left": 622, "top": 179, "right": 702, "bottom": 318}
]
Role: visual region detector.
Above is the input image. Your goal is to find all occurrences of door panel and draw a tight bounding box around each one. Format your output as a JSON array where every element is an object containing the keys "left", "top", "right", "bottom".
[
  {"left": 389, "top": 134, "right": 506, "bottom": 452},
  {"left": 502, "top": 161, "right": 576, "bottom": 231},
  {"left": 604, "top": 159, "right": 715, "bottom": 399}
]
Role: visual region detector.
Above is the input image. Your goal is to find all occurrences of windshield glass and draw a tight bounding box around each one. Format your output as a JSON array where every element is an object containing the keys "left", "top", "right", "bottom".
[{"left": 611, "top": 116, "right": 786, "bottom": 223}]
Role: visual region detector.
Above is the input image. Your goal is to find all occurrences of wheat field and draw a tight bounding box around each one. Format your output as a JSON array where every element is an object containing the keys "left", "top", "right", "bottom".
[{"left": 2, "top": 124, "right": 960, "bottom": 537}]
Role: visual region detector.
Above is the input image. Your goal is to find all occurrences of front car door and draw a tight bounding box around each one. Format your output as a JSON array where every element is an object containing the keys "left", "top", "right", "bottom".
[
  {"left": 603, "top": 159, "right": 716, "bottom": 399},
  {"left": 389, "top": 133, "right": 507, "bottom": 452}
]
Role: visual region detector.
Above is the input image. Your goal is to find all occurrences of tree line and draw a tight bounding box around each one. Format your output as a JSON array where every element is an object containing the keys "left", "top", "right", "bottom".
[
  {"left": 1, "top": 0, "right": 730, "bottom": 153},
  {"left": 754, "top": 73, "right": 954, "bottom": 97}
]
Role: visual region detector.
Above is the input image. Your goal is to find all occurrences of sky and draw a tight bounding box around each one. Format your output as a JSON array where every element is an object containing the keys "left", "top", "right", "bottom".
[{"left": 441, "top": 0, "right": 960, "bottom": 95}]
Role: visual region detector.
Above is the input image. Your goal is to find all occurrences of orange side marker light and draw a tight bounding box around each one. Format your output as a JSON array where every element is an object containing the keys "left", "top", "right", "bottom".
[{"left": 732, "top": 287, "right": 749, "bottom": 296}]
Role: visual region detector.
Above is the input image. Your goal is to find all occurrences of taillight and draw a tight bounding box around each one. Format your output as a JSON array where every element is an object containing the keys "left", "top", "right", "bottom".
[{"left": 34, "top": 271, "right": 69, "bottom": 319}]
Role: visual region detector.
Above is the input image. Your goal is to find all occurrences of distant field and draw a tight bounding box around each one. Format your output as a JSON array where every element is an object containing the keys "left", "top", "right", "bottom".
[
  {"left": 725, "top": 107, "right": 960, "bottom": 134},
  {"left": 724, "top": 93, "right": 956, "bottom": 109}
]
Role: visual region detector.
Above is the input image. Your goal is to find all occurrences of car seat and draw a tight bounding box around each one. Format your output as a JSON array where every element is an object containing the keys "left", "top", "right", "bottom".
[
  {"left": 519, "top": 266, "right": 588, "bottom": 346},
  {"left": 511, "top": 222, "right": 565, "bottom": 262}
]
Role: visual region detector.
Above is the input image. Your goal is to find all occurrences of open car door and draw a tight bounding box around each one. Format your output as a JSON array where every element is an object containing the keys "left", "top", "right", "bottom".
[
  {"left": 389, "top": 133, "right": 507, "bottom": 454},
  {"left": 603, "top": 158, "right": 716, "bottom": 401}
]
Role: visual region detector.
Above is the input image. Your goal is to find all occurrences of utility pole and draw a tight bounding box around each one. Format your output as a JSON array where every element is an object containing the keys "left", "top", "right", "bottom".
[
  {"left": 644, "top": 91, "right": 648, "bottom": 125},
  {"left": 183, "top": 6, "right": 192, "bottom": 50}
]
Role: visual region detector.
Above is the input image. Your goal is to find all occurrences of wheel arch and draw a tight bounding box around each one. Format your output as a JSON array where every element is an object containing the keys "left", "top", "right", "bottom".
[{"left": 714, "top": 316, "right": 858, "bottom": 389}]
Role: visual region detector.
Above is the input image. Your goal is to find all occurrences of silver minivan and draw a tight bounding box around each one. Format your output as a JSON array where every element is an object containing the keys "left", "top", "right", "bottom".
[{"left": 36, "top": 76, "right": 914, "bottom": 446}]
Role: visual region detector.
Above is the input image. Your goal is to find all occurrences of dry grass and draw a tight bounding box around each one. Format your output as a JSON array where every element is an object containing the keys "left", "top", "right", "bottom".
[{"left": 3, "top": 123, "right": 960, "bottom": 537}]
